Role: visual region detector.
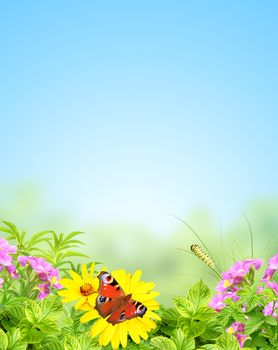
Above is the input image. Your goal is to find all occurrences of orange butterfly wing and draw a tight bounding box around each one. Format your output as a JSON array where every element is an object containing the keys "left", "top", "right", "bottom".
[{"left": 95, "top": 271, "right": 147, "bottom": 324}]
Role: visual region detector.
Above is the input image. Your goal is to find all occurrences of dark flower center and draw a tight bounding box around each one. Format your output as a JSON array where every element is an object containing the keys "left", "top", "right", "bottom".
[{"left": 80, "top": 283, "right": 94, "bottom": 296}]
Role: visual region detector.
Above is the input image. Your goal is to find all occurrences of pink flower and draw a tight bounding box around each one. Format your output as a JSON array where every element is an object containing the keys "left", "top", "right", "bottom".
[
  {"left": 208, "top": 294, "right": 226, "bottom": 312},
  {"left": 226, "top": 321, "right": 245, "bottom": 334},
  {"left": 216, "top": 272, "right": 233, "bottom": 292},
  {"left": 242, "top": 303, "right": 247, "bottom": 313},
  {"left": 227, "top": 261, "right": 250, "bottom": 284},
  {"left": 227, "top": 322, "right": 247, "bottom": 348},
  {"left": 0, "top": 238, "right": 17, "bottom": 266},
  {"left": 261, "top": 267, "right": 275, "bottom": 282},
  {"left": 6, "top": 264, "right": 19, "bottom": 279},
  {"left": 29, "top": 257, "right": 54, "bottom": 281},
  {"left": 245, "top": 258, "right": 263, "bottom": 270},
  {"left": 48, "top": 269, "right": 63, "bottom": 289},
  {"left": 18, "top": 255, "right": 62, "bottom": 292},
  {"left": 224, "top": 291, "right": 240, "bottom": 302},
  {"left": 262, "top": 301, "right": 278, "bottom": 318},
  {"left": 266, "top": 281, "right": 278, "bottom": 296},
  {"left": 235, "top": 333, "right": 247, "bottom": 348},
  {"left": 18, "top": 255, "right": 56, "bottom": 282},
  {"left": 37, "top": 283, "right": 51, "bottom": 300},
  {"left": 18, "top": 255, "right": 29, "bottom": 266},
  {"left": 268, "top": 253, "right": 278, "bottom": 270},
  {"left": 0, "top": 277, "right": 3, "bottom": 288}
]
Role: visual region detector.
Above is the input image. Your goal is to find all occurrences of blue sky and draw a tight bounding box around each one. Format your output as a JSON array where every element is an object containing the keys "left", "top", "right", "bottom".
[{"left": 0, "top": 1, "right": 278, "bottom": 234}]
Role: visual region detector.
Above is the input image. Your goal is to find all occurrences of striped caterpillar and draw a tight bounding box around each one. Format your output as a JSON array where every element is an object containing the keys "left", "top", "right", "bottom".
[{"left": 190, "top": 244, "right": 215, "bottom": 269}]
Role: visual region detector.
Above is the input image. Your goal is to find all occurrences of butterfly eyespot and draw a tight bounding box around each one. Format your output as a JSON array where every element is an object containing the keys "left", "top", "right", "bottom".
[
  {"left": 136, "top": 303, "right": 147, "bottom": 316},
  {"left": 98, "top": 295, "right": 107, "bottom": 304},
  {"left": 119, "top": 311, "right": 126, "bottom": 321},
  {"left": 101, "top": 272, "right": 114, "bottom": 284}
]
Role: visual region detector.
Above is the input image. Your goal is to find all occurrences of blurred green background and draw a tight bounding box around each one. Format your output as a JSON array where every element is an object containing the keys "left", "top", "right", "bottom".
[
  {"left": 1, "top": 1, "right": 278, "bottom": 305},
  {"left": 1, "top": 187, "right": 277, "bottom": 305}
]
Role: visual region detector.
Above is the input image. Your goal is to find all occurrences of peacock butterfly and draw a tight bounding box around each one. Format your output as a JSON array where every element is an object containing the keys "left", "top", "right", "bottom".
[{"left": 94, "top": 271, "right": 147, "bottom": 325}]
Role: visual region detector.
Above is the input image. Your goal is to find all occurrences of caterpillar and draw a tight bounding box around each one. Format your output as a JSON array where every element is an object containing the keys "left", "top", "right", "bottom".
[{"left": 190, "top": 244, "right": 215, "bottom": 269}]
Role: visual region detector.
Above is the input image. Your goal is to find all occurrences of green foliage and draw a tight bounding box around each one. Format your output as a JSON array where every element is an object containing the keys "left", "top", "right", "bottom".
[
  {"left": 0, "top": 221, "right": 277, "bottom": 350},
  {"left": 0, "top": 221, "right": 87, "bottom": 270}
]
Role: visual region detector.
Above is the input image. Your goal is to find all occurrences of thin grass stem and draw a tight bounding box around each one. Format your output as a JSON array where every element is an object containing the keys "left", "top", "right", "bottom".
[
  {"left": 168, "top": 213, "right": 215, "bottom": 259},
  {"left": 242, "top": 213, "right": 254, "bottom": 259}
]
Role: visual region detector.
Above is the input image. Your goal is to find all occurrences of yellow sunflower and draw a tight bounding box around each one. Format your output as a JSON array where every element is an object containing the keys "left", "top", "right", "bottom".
[
  {"left": 80, "top": 269, "right": 160, "bottom": 349},
  {"left": 58, "top": 263, "right": 99, "bottom": 309}
]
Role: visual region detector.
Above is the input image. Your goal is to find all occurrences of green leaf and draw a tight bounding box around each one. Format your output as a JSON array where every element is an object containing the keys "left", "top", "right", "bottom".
[
  {"left": 59, "top": 251, "right": 89, "bottom": 258},
  {"left": 78, "top": 334, "right": 102, "bottom": 350},
  {"left": 252, "top": 334, "right": 268, "bottom": 347},
  {"left": 171, "top": 329, "right": 195, "bottom": 350},
  {"left": 25, "top": 300, "right": 42, "bottom": 323},
  {"left": 201, "top": 319, "right": 223, "bottom": 340},
  {"left": 26, "top": 230, "right": 52, "bottom": 249},
  {"left": 62, "top": 231, "right": 85, "bottom": 244},
  {"left": 6, "top": 328, "right": 27, "bottom": 350},
  {"left": 0, "top": 329, "right": 8, "bottom": 350},
  {"left": 41, "top": 341, "right": 64, "bottom": 350},
  {"left": 186, "top": 280, "right": 211, "bottom": 311},
  {"left": 194, "top": 306, "right": 216, "bottom": 321},
  {"left": 6, "top": 305, "right": 25, "bottom": 322},
  {"left": 36, "top": 318, "right": 60, "bottom": 333},
  {"left": 0, "top": 221, "right": 19, "bottom": 236},
  {"left": 215, "top": 333, "right": 240, "bottom": 350},
  {"left": 151, "top": 336, "right": 177, "bottom": 350},
  {"left": 1, "top": 320, "right": 15, "bottom": 332},
  {"left": 264, "top": 315, "right": 278, "bottom": 325},
  {"left": 245, "top": 312, "right": 264, "bottom": 334},
  {"left": 40, "top": 295, "right": 63, "bottom": 319},
  {"left": 174, "top": 297, "right": 194, "bottom": 318},
  {"left": 237, "top": 287, "right": 263, "bottom": 312},
  {"left": 125, "top": 342, "right": 154, "bottom": 350},
  {"left": 178, "top": 317, "right": 206, "bottom": 338},
  {"left": 200, "top": 346, "right": 217, "bottom": 350},
  {"left": 161, "top": 307, "right": 179, "bottom": 325},
  {"left": 64, "top": 335, "right": 81, "bottom": 350},
  {"left": 19, "top": 319, "right": 43, "bottom": 344}
]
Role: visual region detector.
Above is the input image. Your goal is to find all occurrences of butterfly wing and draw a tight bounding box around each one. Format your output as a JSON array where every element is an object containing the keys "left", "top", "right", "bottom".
[
  {"left": 107, "top": 299, "right": 147, "bottom": 325},
  {"left": 95, "top": 271, "right": 147, "bottom": 324},
  {"left": 95, "top": 271, "right": 125, "bottom": 318}
]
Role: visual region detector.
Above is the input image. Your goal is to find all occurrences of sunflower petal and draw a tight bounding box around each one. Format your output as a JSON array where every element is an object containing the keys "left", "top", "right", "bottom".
[
  {"left": 75, "top": 296, "right": 89, "bottom": 309},
  {"left": 119, "top": 323, "right": 128, "bottom": 348},
  {"left": 133, "top": 291, "right": 160, "bottom": 301},
  {"left": 111, "top": 324, "right": 121, "bottom": 349},
  {"left": 89, "top": 268, "right": 160, "bottom": 349},
  {"left": 90, "top": 318, "right": 108, "bottom": 337},
  {"left": 132, "top": 318, "right": 148, "bottom": 340},
  {"left": 140, "top": 316, "right": 157, "bottom": 329},
  {"left": 70, "top": 270, "right": 84, "bottom": 286},
  {"left": 89, "top": 262, "right": 96, "bottom": 279},
  {"left": 80, "top": 309, "right": 99, "bottom": 323},
  {"left": 112, "top": 270, "right": 127, "bottom": 291},
  {"left": 99, "top": 323, "right": 116, "bottom": 346},
  {"left": 87, "top": 292, "right": 98, "bottom": 307},
  {"left": 127, "top": 319, "right": 141, "bottom": 343},
  {"left": 81, "top": 264, "right": 89, "bottom": 282},
  {"left": 130, "top": 270, "right": 142, "bottom": 291},
  {"left": 135, "top": 281, "right": 156, "bottom": 293},
  {"left": 59, "top": 278, "right": 78, "bottom": 289}
]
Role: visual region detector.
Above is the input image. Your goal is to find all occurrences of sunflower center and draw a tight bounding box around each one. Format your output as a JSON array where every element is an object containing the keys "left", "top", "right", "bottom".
[{"left": 80, "top": 283, "right": 94, "bottom": 296}]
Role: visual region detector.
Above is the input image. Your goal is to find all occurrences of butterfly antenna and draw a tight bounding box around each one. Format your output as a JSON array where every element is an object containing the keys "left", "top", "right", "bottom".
[{"left": 242, "top": 213, "right": 254, "bottom": 259}]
